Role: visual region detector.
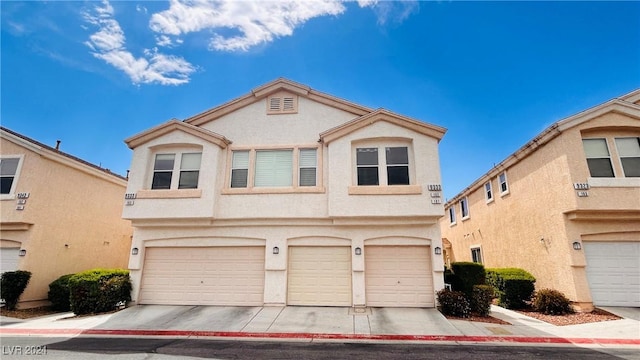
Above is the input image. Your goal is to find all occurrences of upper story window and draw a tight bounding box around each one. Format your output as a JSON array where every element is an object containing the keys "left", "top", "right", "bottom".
[
  {"left": 615, "top": 137, "right": 640, "bottom": 177},
  {"left": 151, "top": 152, "right": 202, "bottom": 190},
  {"left": 471, "top": 247, "right": 483, "bottom": 264},
  {"left": 460, "top": 196, "right": 469, "bottom": 219},
  {"left": 498, "top": 172, "right": 509, "bottom": 195},
  {"left": 267, "top": 92, "right": 298, "bottom": 114},
  {"left": 356, "top": 146, "right": 411, "bottom": 186},
  {"left": 582, "top": 138, "right": 614, "bottom": 177},
  {"left": 484, "top": 181, "right": 493, "bottom": 202},
  {"left": 229, "top": 147, "right": 318, "bottom": 189},
  {"left": 0, "top": 157, "right": 20, "bottom": 194},
  {"left": 448, "top": 206, "right": 456, "bottom": 225}
]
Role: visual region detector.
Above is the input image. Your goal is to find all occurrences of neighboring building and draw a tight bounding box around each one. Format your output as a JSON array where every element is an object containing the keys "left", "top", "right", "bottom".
[
  {"left": 123, "top": 78, "right": 447, "bottom": 308},
  {"left": 0, "top": 127, "right": 132, "bottom": 308},
  {"left": 440, "top": 90, "right": 640, "bottom": 310}
]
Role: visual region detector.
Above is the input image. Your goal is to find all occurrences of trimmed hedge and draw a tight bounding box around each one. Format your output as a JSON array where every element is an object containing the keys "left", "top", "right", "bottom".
[
  {"left": 486, "top": 268, "right": 536, "bottom": 309},
  {"left": 451, "top": 262, "right": 486, "bottom": 298},
  {"left": 471, "top": 285, "right": 494, "bottom": 317},
  {"left": 0, "top": 270, "right": 32, "bottom": 310},
  {"left": 68, "top": 269, "right": 131, "bottom": 315},
  {"left": 437, "top": 289, "right": 471, "bottom": 318},
  {"left": 48, "top": 274, "right": 75, "bottom": 311},
  {"left": 533, "top": 289, "right": 574, "bottom": 315}
]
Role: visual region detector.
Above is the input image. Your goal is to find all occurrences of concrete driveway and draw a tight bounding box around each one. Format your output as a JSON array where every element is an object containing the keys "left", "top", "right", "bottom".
[{"left": 94, "top": 305, "right": 463, "bottom": 336}]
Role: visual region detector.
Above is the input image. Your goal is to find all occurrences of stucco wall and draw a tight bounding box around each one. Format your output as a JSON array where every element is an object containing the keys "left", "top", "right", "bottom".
[{"left": 0, "top": 135, "right": 132, "bottom": 306}]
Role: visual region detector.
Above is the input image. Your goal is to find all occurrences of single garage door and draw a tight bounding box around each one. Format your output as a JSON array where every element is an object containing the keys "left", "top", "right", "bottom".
[
  {"left": 0, "top": 248, "right": 20, "bottom": 273},
  {"left": 139, "top": 247, "right": 265, "bottom": 306},
  {"left": 584, "top": 242, "right": 640, "bottom": 307},
  {"left": 288, "top": 246, "right": 352, "bottom": 306},
  {"left": 365, "top": 246, "right": 434, "bottom": 307}
]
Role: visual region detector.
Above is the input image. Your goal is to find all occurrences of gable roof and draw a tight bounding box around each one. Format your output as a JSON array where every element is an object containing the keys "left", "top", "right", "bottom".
[
  {"left": 1, "top": 126, "right": 128, "bottom": 183},
  {"left": 444, "top": 90, "right": 640, "bottom": 206},
  {"left": 320, "top": 108, "right": 447, "bottom": 143},
  {"left": 125, "top": 119, "right": 231, "bottom": 149},
  {"left": 185, "top": 78, "right": 374, "bottom": 126}
]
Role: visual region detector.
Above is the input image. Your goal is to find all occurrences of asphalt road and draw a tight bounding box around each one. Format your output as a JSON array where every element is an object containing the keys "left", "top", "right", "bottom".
[{"left": 1, "top": 337, "right": 637, "bottom": 360}]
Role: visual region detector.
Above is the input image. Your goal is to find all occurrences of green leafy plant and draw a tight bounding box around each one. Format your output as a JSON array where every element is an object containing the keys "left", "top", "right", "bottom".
[
  {"left": 451, "top": 262, "right": 486, "bottom": 298},
  {"left": 68, "top": 269, "right": 131, "bottom": 315},
  {"left": 471, "top": 285, "right": 494, "bottom": 317},
  {"left": 0, "top": 270, "right": 32, "bottom": 310},
  {"left": 533, "top": 288, "right": 574, "bottom": 315},
  {"left": 437, "top": 289, "right": 471, "bottom": 318},
  {"left": 486, "top": 268, "right": 536, "bottom": 309},
  {"left": 48, "top": 274, "right": 75, "bottom": 312}
]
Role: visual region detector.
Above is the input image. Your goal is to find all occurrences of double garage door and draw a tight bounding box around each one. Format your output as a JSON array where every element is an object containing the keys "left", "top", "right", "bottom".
[
  {"left": 139, "top": 245, "right": 433, "bottom": 307},
  {"left": 584, "top": 242, "right": 640, "bottom": 307}
]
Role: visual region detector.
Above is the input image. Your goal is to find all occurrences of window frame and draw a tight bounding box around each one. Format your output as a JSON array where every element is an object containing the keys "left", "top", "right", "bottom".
[
  {"left": 0, "top": 155, "right": 24, "bottom": 199},
  {"left": 582, "top": 137, "right": 615, "bottom": 178},
  {"left": 615, "top": 137, "right": 640, "bottom": 178},
  {"left": 470, "top": 246, "right": 483, "bottom": 264},
  {"left": 460, "top": 196, "right": 470, "bottom": 220},
  {"left": 353, "top": 142, "right": 414, "bottom": 187},
  {"left": 448, "top": 206, "right": 456, "bottom": 225},
  {"left": 484, "top": 181, "right": 494, "bottom": 203},
  {"left": 149, "top": 150, "right": 202, "bottom": 191},
  {"left": 498, "top": 171, "right": 509, "bottom": 196}
]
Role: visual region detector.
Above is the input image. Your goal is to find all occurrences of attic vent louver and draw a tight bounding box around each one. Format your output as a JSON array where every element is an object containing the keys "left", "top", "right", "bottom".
[{"left": 267, "top": 91, "right": 298, "bottom": 114}]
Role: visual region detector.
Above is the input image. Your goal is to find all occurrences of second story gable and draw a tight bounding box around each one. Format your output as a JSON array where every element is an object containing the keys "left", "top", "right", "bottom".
[{"left": 123, "top": 78, "right": 447, "bottom": 222}]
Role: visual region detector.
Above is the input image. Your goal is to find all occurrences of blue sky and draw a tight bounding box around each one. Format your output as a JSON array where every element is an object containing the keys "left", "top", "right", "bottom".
[{"left": 2, "top": 1, "right": 639, "bottom": 199}]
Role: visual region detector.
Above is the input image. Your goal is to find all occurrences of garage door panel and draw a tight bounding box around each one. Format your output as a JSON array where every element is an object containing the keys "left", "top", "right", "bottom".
[
  {"left": 140, "top": 247, "right": 265, "bottom": 306},
  {"left": 585, "top": 242, "right": 640, "bottom": 307},
  {"left": 366, "top": 246, "right": 434, "bottom": 308}
]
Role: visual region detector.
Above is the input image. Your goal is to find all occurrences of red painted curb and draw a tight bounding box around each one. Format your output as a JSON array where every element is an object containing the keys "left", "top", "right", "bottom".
[{"left": 1, "top": 328, "right": 639, "bottom": 345}]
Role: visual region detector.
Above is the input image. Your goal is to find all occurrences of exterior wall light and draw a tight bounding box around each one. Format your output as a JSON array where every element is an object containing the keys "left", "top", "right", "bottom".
[
  {"left": 354, "top": 247, "right": 362, "bottom": 256},
  {"left": 572, "top": 241, "right": 582, "bottom": 250},
  {"left": 273, "top": 246, "right": 279, "bottom": 255},
  {"left": 18, "top": 249, "right": 26, "bottom": 256},
  {"left": 131, "top": 247, "right": 139, "bottom": 255},
  {"left": 434, "top": 247, "right": 442, "bottom": 255}
]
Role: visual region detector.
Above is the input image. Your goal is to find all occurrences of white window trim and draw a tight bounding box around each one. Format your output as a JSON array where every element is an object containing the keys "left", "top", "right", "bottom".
[
  {"left": 614, "top": 137, "right": 640, "bottom": 178},
  {"left": 0, "top": 154, "right": 25, "bottom": 200},
  {"left": 460, "top": 196, "right": 470, "bottom": 220},
  {"left": 150, "top": 150, "right": 202, "bottom": 190},
  {"left": 351, "top": 140, "right": 415, "bottom": 189},
  {"left": 448, "top": 206, "right": 457, "bottom": 226},
  {"left": 470, "top": 245, "right": 483, "bottom": 264},
  {"left": 582, "top": 137, "right": 616, "bottom": 178},
  {"left": 484, "top": 181, "right": 494, "bottom": 203},
  {"left": 499, "top": 171, "right": 510, "bottom": 197},
  {"left": 223, "top": 145, "right": 324, "bottom": 194}
]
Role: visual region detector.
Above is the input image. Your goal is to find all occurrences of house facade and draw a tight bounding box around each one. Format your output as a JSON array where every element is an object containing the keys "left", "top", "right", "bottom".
[
  {"left": 123, "top": 78, "right": 447, "bottom": 308},
  {"left": 0, "top": 127, "right": 132, "bottom": 308},
  {"left": 440, "top": 90, "right": 640, "bottom": 310}
]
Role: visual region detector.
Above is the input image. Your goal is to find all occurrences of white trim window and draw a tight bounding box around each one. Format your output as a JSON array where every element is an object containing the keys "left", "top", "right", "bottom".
[
  {"left": 582, "top": 138, "right": 614, "bottom": 177},
  {"left": 229, "top": 147, "right": 318, "bottom": 189},
  {"left": 0, "top": 157, "right": 20, "bottom": 195},
  {"left": 448, "top": 206, "right": 456, "bottom": 225},
  {"left": 460, "top": 196, "right": 469, "bottom": 219},
  {"left": 299, "top": 148, "right": 317, "bottom": 187},
  {"left": 484, "top": 181, "right": 493, "bottom": 202},
  {"left": 255, "top": 150, "right": 293, "bottom": 187},
  {"left": 151, "top": 152, "right": 202, "bottom": 190},
  {"left": 231, "top": 151, "right": 250, "bottom": 188},
  {"left": 471, "top": 247, "right": 483, "bottom": 264},
  {"left": 615, "top": 137, "right": 640, "bottom": 177},
  {"left": 356, "top": 146, "right": 410, "bottom": 186},
  {"left": 498, "top": 172, "right": 509, "bottom": 195}
]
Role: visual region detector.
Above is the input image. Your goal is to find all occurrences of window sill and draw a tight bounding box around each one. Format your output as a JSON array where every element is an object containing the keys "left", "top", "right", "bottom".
[
  {"left": 588, "top": 177, "right": 640, "bottom": 187},
  {"left": 500, "top": 190, "right": 510, "bottom": 198},
  {"left": 449, "top": 222, "right": 457, "bottom": 227},
  {"left": 0, "top": 194, "right": 16, "bottom": 201},
  {"left": 486, "top": 198, "right": 494, "bottom": 204},
  {"left": 137, "top": 189, "right": 202, "bottom": 199},
  {"left": 461, "top": 216, "right": 470, "bottom": 222},
  {"left": 348, "top": 185, "right": 422, "bottom": 195},
  {"left": 221, "top": 187, "right": 326, "bottom": 195}
]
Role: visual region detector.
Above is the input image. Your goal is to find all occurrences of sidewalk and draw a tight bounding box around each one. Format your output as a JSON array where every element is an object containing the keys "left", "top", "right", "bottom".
[{"left": 1, "top": 305, "right": 638, "bottom": 347}]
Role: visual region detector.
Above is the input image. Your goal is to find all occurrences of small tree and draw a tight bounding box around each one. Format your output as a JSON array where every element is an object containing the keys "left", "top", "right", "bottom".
[{"left": 0, "top": 270, "right": 32, "bottom": 310}]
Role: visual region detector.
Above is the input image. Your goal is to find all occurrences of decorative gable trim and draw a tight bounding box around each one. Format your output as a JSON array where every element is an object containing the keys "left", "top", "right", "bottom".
[
  {"left": 125, "top": 119, "right": 231, "bottom": 149},
  {"left": 619, "top": 88, "right": 640, "bottom": 105},
  {"left": 319, "top": 109, "right": 447, "bottom": 144},
  {"left": 185, "top": 78, "right": 372, "bottom": 127}
]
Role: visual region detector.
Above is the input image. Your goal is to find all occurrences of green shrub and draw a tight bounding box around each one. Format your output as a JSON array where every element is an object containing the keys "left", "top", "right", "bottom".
[
  {"left": 437, "top": 289, "right": 471, "bottom": 318},
  {"left": 48, "top": 274, "right": 75, "bottom": 311},
  {"left": 533, "top": 289, "right": 574, "bottom": 315},
  {"left": 451, "top": 262, "right": 486, "bottom": 298},
  {"left": 68, "top": 269, "right": 131, "bottom": 315},
  {"left": 471, "top": 285, "right": 494, "bottom": 317},
  {"left": 486, "top": 268, "right": 536, "bottom": 309},
  {"left": 0, "top": 270, "right": 32, "bottom": 310}
]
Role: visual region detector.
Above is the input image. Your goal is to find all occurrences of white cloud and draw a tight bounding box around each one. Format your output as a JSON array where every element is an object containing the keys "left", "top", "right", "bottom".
[
  {"left": 360, "top": 0, "right": 419, "bottom": 25},
  {"left": 83, "top": 0, "right": 195, "bottom": 85},
  {"left": 136, "top": 4, "right": 148, "bottom": 14},
  {"left": 149, "top": 0, "right": 347, "bottom": 52}
]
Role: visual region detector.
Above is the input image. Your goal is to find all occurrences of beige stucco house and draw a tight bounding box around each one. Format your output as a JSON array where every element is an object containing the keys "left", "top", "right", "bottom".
[
  {"left": 123, "top": 78, "right": 447, "bottom": 308},
  {"left": 440, "top": 90, "right": 640, "bottom": 310},
  {"left": 0, "top": 127, "right": 132, "bottom": 308}
]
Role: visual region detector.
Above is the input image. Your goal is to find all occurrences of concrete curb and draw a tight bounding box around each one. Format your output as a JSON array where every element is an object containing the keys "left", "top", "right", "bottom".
[{"left": 1, "top": 328, "right": 639, "bottom": 346}]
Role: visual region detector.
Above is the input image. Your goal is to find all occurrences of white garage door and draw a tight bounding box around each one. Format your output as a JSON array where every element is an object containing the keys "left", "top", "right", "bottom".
[
  {"left": 288, "top": 246, "right": 352, "bottom": 306},
  {"left": 584, "top": 242, "right": 640, "bottom": 307},
  {"left": 0, "top": 248, "right": 20, "bottom": 273},
  {"left": 365, "top": 246, "right": 434, "bottom": 307},
  {"left": 139, "top": 247, "right": 265, "bottom": 306}
]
